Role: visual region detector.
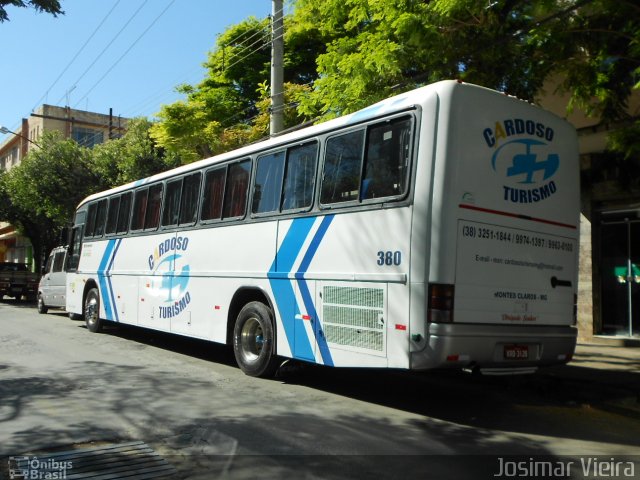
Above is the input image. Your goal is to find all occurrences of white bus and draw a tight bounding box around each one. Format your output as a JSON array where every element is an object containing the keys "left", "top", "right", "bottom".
[{"left": 66, "top": 80, "right": 579, "bottom": 377}]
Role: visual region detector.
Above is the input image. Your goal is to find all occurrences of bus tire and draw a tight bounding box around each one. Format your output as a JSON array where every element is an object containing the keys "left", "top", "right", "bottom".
[
  {"left": 233, "top": 301, "right": 280, "bottom": 378},
  {"left": 84, "top": 287, "right": 103, "bottom": 333}
]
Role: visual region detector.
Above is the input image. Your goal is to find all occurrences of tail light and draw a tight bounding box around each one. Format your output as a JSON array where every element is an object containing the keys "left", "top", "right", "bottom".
[{"left": 428, "top": 283, "right": 455, "bottom": 323}]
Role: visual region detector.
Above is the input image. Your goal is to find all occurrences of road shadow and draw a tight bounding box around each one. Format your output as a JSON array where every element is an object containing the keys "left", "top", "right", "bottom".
[
  {"left": 0, "top": 358, "right": 563, "bottom": 479},
  {"left": 0, "top": 298, "right": 36, "bottom": 310},
  {"left": 61, "top": 322, "right": 640, "bottom": 449}
]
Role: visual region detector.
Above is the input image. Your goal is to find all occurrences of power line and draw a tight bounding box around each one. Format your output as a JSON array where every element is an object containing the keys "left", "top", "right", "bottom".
[
  {"left": 56, "top": 0, "right": 150, "bottom": 106},
  {"left": 104, "top": 9, "right": 288, "bottom": 123},
  {"left": 74, "top": 0, "right": 176, "bottom": 109},
  {"left": 31, "top": 0, "right": 122, "bottom": 112}
]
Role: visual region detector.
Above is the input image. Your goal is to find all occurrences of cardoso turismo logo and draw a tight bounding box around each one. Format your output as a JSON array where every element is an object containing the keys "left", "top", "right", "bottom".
[
  {"left": 147, "top": 236, "right": 191, "bottom": 319},
  {"left": 483, "top": 119, "right": 559, "bottom": 204}
]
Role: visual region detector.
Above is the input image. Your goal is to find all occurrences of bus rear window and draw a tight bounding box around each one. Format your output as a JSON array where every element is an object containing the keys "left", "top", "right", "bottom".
[
  {"left": 361, "top": 117, "right": 412, "bottom": 200},
  {"left": 321, "top": 115, "right": 413, "bottom": 206}
]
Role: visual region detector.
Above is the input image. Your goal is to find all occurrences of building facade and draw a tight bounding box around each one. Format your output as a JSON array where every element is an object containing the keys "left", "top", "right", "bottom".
[
  {"left": 537, "top": 80, "right": 640, "bottom": 342},
  {"left": 0, "top": 105, "right": 128, "bottom": 266}
]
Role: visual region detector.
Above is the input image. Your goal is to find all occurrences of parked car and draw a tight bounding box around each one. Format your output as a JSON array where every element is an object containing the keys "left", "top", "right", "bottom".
[
  {"left": 0, "top": 261, "right": 39, "bottom": 302},
  {"left": 37, "top": 246, "right": 68, "bottom": 314}
]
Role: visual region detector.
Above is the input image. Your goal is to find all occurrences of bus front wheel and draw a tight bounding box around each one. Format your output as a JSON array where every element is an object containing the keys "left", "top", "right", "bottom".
[
  {"left": 84, "top": 288, "right": 103, "bottom": 333},
  {"left": 233, "top": 301, "right": 280, "bottom": 378}
]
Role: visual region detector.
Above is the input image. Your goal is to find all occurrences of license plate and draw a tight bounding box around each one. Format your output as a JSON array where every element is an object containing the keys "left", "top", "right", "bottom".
[
  {"left": 11, "top": 287, "right": 22, "bottom": 293},
  {"left": 504, "top": 344, "right": 529, "bottom": 360}
]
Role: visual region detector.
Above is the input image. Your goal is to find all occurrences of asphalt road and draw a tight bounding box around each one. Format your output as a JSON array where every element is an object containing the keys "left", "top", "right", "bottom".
[{"left": 1, "top": 299, "right": 639, "bottom": 479}]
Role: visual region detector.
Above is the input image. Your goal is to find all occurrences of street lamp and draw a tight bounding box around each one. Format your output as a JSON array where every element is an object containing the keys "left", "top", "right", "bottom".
[{"left": 0, "top": 125, "right": 40, "bottom": 147}]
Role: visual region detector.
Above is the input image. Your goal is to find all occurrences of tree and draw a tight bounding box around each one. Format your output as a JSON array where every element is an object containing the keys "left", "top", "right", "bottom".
[
  {"left": 291, "top": 0, "right": 640, "bottom": 135},
  {"left": 151, "top": 15, "right": 321, "bottom": 160},
  {"left": 0, "top": 0, "right": 63, "bottom": 22},
  {"left": 0, "top": 131, "right": 99, "bottom": 270},
  {"left": 0, "top": 170, "right": 58, "bottom": 271},
  {"left": 94, "top": 118, "right": 181, "bottom": 187}
]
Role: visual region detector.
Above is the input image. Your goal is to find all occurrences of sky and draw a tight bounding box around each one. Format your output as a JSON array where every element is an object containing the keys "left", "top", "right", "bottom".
[{"left": 0, "top": 0, "right": 275, "bottom": 142}]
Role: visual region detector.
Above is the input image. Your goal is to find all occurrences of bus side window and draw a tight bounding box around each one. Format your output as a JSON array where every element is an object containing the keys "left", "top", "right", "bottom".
[
  {"left": 201, "top": 167, "right": 226, "bottom": 221},
  {"left": 321, "top": 130, "right": 364, "bottom": 205},
  {"left": 117, "top": 192, "right": 132, "bottom": 234},
  {"left": 252, "top": 151, "right": 285, "bottom": 215},
  {"left": 85, "top": 202, "right": 98, "bottom": 237},
  {"left": 144, "top": 184, "right": 163, "bottom": 230},
  {"left": 131, "top": 189, "right": 148, "bottom": 231},
  {"left": 162, "top": 179, "right": 182, "bottom": 227},
  {"left": 93, "top": 199, "right": 108, "bottom": 237},
  {"left": 282, "top": 142, "right": 317, "bottom": 211},
  {"left": 179, "top": 172, "right": 201, "bottom": 225},
  {"left": 223, "top": 160, "right": 250, "bottom": 219},
  {"left": 361, "top": 117, "right": 412, "bottom": 200},
  {"left": 105, "top": 196, "right": 120, "bottom": 235}
]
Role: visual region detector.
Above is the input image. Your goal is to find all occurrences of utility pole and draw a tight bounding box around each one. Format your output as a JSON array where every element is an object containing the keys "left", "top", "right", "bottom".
[
  {"left": 270, "top": 0, "right": 284, "bottom": 136},
  {"left": 109, "top": 108, "right": 114, "bottom": 140}
]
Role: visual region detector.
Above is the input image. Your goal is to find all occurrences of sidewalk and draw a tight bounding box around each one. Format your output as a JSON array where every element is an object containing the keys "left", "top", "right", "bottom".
[{"left": 541, "top": 343, "right": 640, "bottom": 415}]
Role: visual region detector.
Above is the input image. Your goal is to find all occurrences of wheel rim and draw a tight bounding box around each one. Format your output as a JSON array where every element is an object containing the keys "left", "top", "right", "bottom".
[
  {"left": 239, "top": 316, "right": 265, "bottom": 364},
  {"left": 85, "top": 295, "right": 98, "bottom": 327}
]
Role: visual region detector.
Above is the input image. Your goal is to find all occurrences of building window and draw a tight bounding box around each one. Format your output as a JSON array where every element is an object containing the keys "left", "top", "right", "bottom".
[{"left": 72, "top": 126, "right": 104, "bottom": 148}]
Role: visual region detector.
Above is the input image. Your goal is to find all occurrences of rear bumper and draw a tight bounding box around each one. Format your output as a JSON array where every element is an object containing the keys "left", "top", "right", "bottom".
[{"left": 410, "top": 323, "right": 577, "bottom": 372}]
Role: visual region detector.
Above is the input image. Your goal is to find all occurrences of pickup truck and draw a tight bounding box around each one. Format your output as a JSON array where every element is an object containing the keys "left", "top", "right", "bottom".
[{"left": 0, "top": 262, "right": 39, "bottom": 301}]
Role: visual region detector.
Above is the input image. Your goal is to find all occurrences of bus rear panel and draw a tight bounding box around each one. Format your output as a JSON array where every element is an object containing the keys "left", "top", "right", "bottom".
[{"left": 412, "top": 82, "right": 579, "bottom": 374}]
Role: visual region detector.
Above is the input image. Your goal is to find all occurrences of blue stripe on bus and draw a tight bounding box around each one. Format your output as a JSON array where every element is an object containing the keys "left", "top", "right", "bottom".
[
  {"left": 97, "top": 239, "right": 117, "bottom": 321},
  {"left": 295, "top": 215, "right": 335, "bottom": 366},
  {"left": 268, "top": 217, "right": 316, "bottom": 361},
  {"left": 106, "top": 239, "right": 122, "bottom": 322}
]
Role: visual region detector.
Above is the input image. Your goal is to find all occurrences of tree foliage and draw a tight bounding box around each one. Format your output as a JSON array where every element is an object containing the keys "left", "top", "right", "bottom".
[
  {"left": 0, "top": 120, "right": 179, "bottom": 268},
  {"left": 151, "top": 16, "right": 320, "bottom": 161},
  {"left": 0, "top": 131, "right": 98, "bottom": 269},
  {"left": 286, "top": 0, "right": 639, "bottom": 160},
  {"left": 93, "top": 117, "right": 181, "bottom": 187},
  {"left": 0, "top": 0, "right": 63, "bottom": 22},
  {"left": 291, "top": 0, "right": 639, "bottom": 124}
]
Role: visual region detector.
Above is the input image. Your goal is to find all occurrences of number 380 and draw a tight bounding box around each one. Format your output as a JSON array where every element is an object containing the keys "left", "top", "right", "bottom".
[{"left": 377, "top": 250, "right": 402, "bottom": 266}]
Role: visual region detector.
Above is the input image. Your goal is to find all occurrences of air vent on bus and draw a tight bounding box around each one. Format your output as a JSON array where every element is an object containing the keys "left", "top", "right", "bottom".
[{"left": 322, "top": 285, "right": 385, "bottom": 352}]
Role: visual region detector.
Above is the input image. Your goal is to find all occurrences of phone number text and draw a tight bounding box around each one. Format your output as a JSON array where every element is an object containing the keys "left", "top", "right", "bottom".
[{"left": 461, "top": 225, "right": 573, "bottom": 252}]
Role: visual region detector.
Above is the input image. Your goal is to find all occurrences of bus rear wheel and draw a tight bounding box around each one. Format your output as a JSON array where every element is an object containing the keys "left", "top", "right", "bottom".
[
  {"left": 233, "top": 301, "right": 280, "bottom": 378},
  {"left": 84, "top": 287, "right": 103, "bottom": 333}
]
